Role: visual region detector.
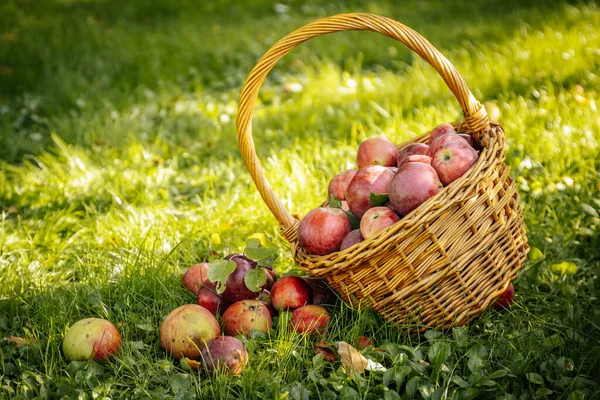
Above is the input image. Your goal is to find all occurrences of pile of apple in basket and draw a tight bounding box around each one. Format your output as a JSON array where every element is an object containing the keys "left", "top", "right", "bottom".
[{"left": 299, "top": 123, "right": 479, "bottom": 255}]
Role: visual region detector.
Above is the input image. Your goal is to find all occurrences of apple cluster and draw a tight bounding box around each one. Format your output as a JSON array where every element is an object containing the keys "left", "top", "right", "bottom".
[
  {"left": 161, "top": 255, "right": 336, "bottom": 374},
  {"left": 297, "top": 123, "right": 481, "bottom": 256}
]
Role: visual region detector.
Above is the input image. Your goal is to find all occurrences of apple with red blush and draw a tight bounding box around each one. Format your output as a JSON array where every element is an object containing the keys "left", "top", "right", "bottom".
[
  {"left": 221, "top": 299, "right": 272, "bottom": 336},
  {"left": 397, "top": 143, "right": 429, "bottom": 166},
  {"left": 197, "top": 280, "right": 230, "bottom": 315},
  {"left": 429, "top": 123, "right": 456, "bottom": 143},
  {"left": 357, "top": 137, "right": 399, "bottom": 168},
  {"left": 182, "top": 263, "right": 210, "bottom": 295},
  {"left": 398, "top": 154, "right": 431, "bottom": 167},
  {"left": 360, "top": 207, "right": 401, "bottom": 239},
  {"left": 340, "top": 229, "right": 364, "bottom": 251},
  {"left": 160, "top": 304, "right": 221, "bottom": 360},
  {"left": 264, "top": 267, "right": 277, "bottom": 290},
  {"left": 388, "top": 163, "right": 443, "bottom": 216},
  {"left": 201, "top": 336, "right": 248, "bottom": 375},
  {"left": 328, "top": 169, "right": 357, "bottom": 201},
  {"left": 356, "top": 335, "right": 373, "bottom": 350},
  {"left": 220, "top": 254, "right": 263, "bottom": 302},
  {"left": 291, "top": 305, "right": 331, "bottom": 334},
  {"left": 270, "top": 276, "right": 312, "bottom": 311},
  {"left": 458, "top": 133, "right": 480, "bottom": 149},
  {"left": 303, "top": 277, "right": 337, "bottom": 305},
  {"left": 431, "top": 141, "right": 479, "bottom": 185},
  {"left": 62, "top": 318, "right": 122, "bottom": 362},
  {"left": 258, "top": 289, "right": 277, "bottom": 318},
  {"left": 427, "top": 133, "right": 469, "bottom": 157},
  {"left": 492, "top": 282, "right": 515, "bottom": 310},
  {"left": 346, "top": 165, "right": 395, "bottom": 218},
  {"left": 298, "top": 207, "right": 351, "bottom": 255}
]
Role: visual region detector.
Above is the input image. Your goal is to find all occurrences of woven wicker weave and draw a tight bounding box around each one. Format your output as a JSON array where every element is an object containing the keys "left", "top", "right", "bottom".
[{"left": 236, "top": 13, "right": 529, "bottom": 330}]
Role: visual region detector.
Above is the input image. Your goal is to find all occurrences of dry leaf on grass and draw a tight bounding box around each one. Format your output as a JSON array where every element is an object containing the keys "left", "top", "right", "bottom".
[
  {"left": 314, "top": 339, "right": 337, "bottom": 362},
  {"left": 338, "top": 341, "right": 387, "bottom": 373}
]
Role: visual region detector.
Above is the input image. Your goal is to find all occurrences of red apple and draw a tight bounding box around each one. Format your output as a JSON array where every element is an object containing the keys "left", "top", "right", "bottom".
[
  {"left": 339, "top": 229, "right": 364, "bottom": 251},
  {"left": 222, "top": 299, "right": 273, "bottom": 336},
  {"left": 388, "top": 163, "right": 443, "bottom": 216},
  {"left": 298, "top": 207, "right": 351, "bottom": 255},
  {"left": 397, "top": 143, "right": 430, "bottom": 166},
  {"left": 360, "top": 206, "right": 401, "bottom": 239},
  {"left": 220, "top": 254, "right": 263, "bottom": 302},
  {"left": 356, "top": 335, "right": 373, "bottom": 350},
  {"left": 258, "top": 289, "right": 277, "bottom": 318},
  {"left": 357, "top": 137, "right": 399, "bottom": 168},
  {"left": 431, "top": 141, "right": 479, "bottom": 185},
  {"left": 160, "top": 304, "right": 221, "bottom": 360},
  {"left": 346, "top": 165, "right": 395, "bottom": 218},
  {"left": 398, "top": 154, "right": 431, "bottom": 167},
  {"left": 303, "top": 277, "right": 337, "bottom": 305},
  {"left": 427, "top": 133, "right": 469, "bottom": 157},
  {"left": 328, "top": 170, "right": 357, "bottom": 201},
  {"left": 182, "top": 263, "right": 210, "bottom": 295},
  {"left": 458, "top": 133, "right": 480, "bottom": 149},
  {"left": 264, "top": 267, "right": 277, "bottom": 290},
  {"left": 62, "top": 318, "right": 121, "bottom": 362},
  {"left": 492, "top": 283, "right": 515, "bottom": 310},
  {"left": 291, "top": 305, "right": 331, "bottom": 334},
  {"left": 429, "top": 123, "right": 456, "bottom": 144},
  {"left": 271, "top": 276, "right": 312, "bottom": 311},
  {"left": 201, "top": 336, "right": 248, "bottom": 375},
  {"left": 197, "top": 280, "right": 231, "bottom": 315}
]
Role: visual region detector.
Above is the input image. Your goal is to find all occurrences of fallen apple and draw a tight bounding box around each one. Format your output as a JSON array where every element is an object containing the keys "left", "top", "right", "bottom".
[
  {"left": 182, "top": 263, "right": 210, "bottom": 295},
  {"left": 201, "top": 336, "right": 248, "bottom": 375},
  {"left": 62, "top": 318, "right": 121, "bottom": 362},
  {"left": 197, "top": 280, "right": 231, "bottom": 315},
  {"left": 303, "top": 277, "right": 337, "bottom": 305},
  {"left": 493, "top": 282, "right": 515, "bottom": 310},
  {"left": 271, "top": 276, "right": 312, "bottom": 311},
  {"left": 159, "top": 304, "right": 221, "bottom": 360},
  {"left": 291, "top": 305, "right": 331, "bottom": 334},
  {"left": 220, "top": 254, "right": 263, "bottom": 303},
  {"left": 221, "top": 299, "right": 273, "bottom": 336}
]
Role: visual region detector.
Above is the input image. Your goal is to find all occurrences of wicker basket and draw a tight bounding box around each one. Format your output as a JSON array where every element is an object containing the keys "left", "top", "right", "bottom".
[{"left": 236, "top": 13, "right": 529, "bottom": 331}]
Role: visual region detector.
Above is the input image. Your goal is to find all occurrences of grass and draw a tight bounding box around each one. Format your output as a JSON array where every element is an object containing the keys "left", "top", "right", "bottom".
[{"left": 1, "top": 0, "right": 600, "bottom": 398}]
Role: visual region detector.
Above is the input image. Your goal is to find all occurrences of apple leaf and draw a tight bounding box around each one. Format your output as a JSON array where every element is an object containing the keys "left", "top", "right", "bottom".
[
  {"left": 370, "top": 192, "right": 389, "bottom": 207},
  {"left": 244, "top": 267, "right": 267, "bottom": 292},
  {"left": 329, "top": 194, "right": 342, "bottom": 209},
  {"left": 245, "top": 238, "right": 279, "bottom": 260},
  {"left": 207, "top": 259, "right": 236, "bottom": 294},
  {"left": 345, "top": 210, "right": 361, "bottom": 230}
]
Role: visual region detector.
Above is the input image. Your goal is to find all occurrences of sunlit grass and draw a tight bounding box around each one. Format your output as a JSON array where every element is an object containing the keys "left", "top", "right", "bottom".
[{"left": 1, "top": 0, "right": 599, "bottom": 398}]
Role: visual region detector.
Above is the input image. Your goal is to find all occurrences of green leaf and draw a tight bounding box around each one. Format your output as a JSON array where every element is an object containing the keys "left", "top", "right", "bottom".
[
  {"left": 526, "top": 373, "right": 544, "bottom": 385},
  {"left": 244, "top": 267, "right": 267, "bottom": 292},
  {"left": 452, "top": 327, "right": 469, "bottom": 348},
  {"left": 467, "top": 344, "right": 488, "bottom": 373},
  {"left": 457, "top": 388, "right": 482, "bottom": 400},
  {"left": 418, "top": 378, "right": 434, "bottom": 399},
  {"left": 405, "top": 376, "right": 420, "bottom": 399},
  {"left": 384, "top": 390, "right": 402, "bottom": 400},
  {"left": 345, "top": 210, "right": 361, "bottom": 230},
  {"left": 208, "top": 260, "right": 236, "bottom": 294},
  {"left": 424, "top": 330, "right": 443, "bottom": 342},
  {"left": 487, "top": 369, "right": 508, "bottom": 379},
  {"left": 329, "top": 194, "right": 342, "bottom": 209},
  {"left": 245, "top": 238, "right": 279, "bottom": 260},
  {"left": 566, "top": 390, "right": 585, "bottom": 400},
  {"left": 370, "top": 192, "right": 389, "bottom": 207},
  {"left": 535, "top": 388, "right": 553, "bottom": 397},
  {"left": 168, "top": 374, "right": 191, "bottom": 394},
  {"left": 451, "top": 375, "right": 471, "bottom": 388},
  {"left": 428, "top": 342, "right": 451, "bottom": 366}
]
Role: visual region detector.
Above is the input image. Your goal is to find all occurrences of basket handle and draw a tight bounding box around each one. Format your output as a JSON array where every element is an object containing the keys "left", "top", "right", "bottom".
[{"left": 236, "top": 13, "right": 490, "bottom": 235}]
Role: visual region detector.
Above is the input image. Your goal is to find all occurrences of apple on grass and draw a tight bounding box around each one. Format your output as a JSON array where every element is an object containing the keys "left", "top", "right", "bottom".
[
  {"left": 303, "top": 277, "right": 337, "bottom": 305},
  {"left": 291, "top": 305, "right": 331, "bottom": 334},
  {"left": 258, "top": 289, "right": 277, "bottom": 318},
  {"left": 182, "top": 262, "right": 210, "bottom": 295},
  {"left": 429, "top": 123, "right": 456, "bottom": 144},
  {"left": 220, "top": 254, "right": 264, "bottom": 303},
  {"left": 270, "top": 276, "right": 312, "bottom": 311},
  {"left": 357, "top": 137, "right": 399, "bottom": 168},
  {"left": 328, "top": 170, "right": 357, "bottom": 201},
  {"left": 62, "top": 318, "right": 121, "bottom": 362},
  {"left": 201, "top": 336, "right": 248, "bottom": 375},
  {"left": 340, "top": 229, "right": 364, "bottom": 251},
  {"left": 431, "top": 141, "right": 479, "bottom": 186},
  {"left": 492, "top": 282, "right": 515, "bottom": 310},
  {"left": 221, "top": 299, "right": 273, "bottom": 336},
  {"left": 356, "top": 336, "right": 373, "bottom": 350},
  {"left": 388, "top": 163, "right": 443, "bottom": 216},
  {"left": 197, "top": 280, "right": 230, "bottom": 315},
  {"left": 159, "top": 304, "right": 221, "bottom": 360},
  {"left": 345, "top": 165, "right": 395, "bottom": 218},
  {"left": 298, "top": 207, "right": 351, "bottom": 255},
  {"left": 396, "top": 143, "right": 429, "bottom": 166}
]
